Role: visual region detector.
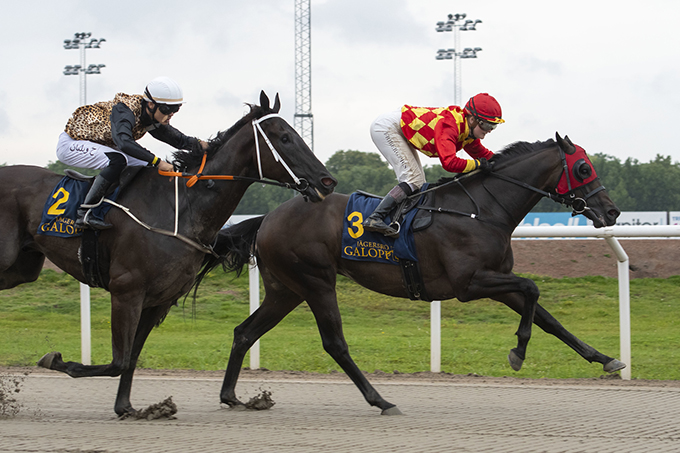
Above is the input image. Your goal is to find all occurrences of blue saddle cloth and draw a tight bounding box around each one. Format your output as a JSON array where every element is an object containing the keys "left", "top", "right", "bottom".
[
  {"left": 341, "top": 188, "right": 428, "bottom": 265},
  {"left": 37, "top": 176, "right": 119, "bottom": 238}
]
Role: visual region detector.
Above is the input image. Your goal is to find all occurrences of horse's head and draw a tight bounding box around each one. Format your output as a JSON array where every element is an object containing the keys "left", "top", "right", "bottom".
[
  {"left": 487, "top": 134, "right": 620, "bottom": 228},
  {"left": 249, "top": 91, "right": 337, "bottom": 201},
  {"left": 552, "top": 133, "right": 620, "bottom": 227}
]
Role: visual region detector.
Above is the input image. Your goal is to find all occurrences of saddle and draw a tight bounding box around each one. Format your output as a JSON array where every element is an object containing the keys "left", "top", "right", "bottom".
[{"left": 351, "top": 186, "right": 437, "bottom": 302}]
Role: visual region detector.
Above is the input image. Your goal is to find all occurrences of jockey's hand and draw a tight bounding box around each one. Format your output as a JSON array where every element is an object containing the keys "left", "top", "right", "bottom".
[
  {"left": 158, "top": 161, "right": 174, "bottom": 172},
  {"left": 478, "top": 158, "right": 494, "bottom": 173}
]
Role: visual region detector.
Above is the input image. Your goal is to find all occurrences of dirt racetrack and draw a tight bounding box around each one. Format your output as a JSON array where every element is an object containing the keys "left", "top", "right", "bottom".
[
  {"left": 511, "top": 239, "right": 680, "bottom": 279},
  {"left": 2, "top": 366, "right": 680, "bottom": 452}
]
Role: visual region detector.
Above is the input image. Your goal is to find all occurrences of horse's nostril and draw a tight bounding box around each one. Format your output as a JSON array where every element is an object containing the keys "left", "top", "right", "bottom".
[
  {"left": 609, "top": 208, "right": 621, "bottom": 219},
  {"left": 322, "top": 177, "right": 337, "bottom": 188}
]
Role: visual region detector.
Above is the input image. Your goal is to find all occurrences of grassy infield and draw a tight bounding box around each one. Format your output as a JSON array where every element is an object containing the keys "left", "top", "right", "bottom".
[{"left": 0, "top": 268, "right": 678, "bottom": 381}]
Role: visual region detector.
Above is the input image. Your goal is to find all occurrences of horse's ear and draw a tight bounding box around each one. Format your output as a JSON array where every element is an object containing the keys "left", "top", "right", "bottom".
[
  {"left": 259, "top": 90, "right": 270, "bottom": 110},
  {"left": 272, "top": 93, "right": 281, "bottom": 113},
  {"left": 555, "top": 132, "right": 576, "bottom": 155}
]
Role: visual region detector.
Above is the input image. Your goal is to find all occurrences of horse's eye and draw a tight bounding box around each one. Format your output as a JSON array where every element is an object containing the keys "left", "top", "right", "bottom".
[{"left": 281, "top": 134, "right": 290, "bottom": 144}]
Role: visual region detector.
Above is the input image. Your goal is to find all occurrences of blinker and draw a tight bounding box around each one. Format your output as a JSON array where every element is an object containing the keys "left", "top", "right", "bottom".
[{"left": 572, "top": 159, "right": 593, "bottom": 182}]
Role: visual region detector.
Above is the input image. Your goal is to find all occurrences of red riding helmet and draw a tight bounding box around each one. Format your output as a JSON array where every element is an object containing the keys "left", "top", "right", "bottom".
[{"left": 464, "top": 93, "right": 505, "bottom": 124}]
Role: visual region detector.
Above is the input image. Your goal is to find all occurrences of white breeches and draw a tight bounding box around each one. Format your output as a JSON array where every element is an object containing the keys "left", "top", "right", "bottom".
[
  {"left": 369, "top": 111, "right": 426, "bottom": 191},
  {"left": 56, "top": 132, "right": 148, "bottom": 169}
]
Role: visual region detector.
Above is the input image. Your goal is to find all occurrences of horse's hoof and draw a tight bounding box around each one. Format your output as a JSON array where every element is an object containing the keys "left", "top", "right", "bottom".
[
  {"left": 508, "top": 350, "right": 524, "bottom": 371},
  {"left": 221, "top": 400, "right": 246, "bottom": 411},
  {"left": 37, "top": 351, "right": 61, "bottom": 369},
  {"left": 381, "top": 406, "right": 403, "bottom": 415},
  {"left": 604, "top": 359, "right": 626, "bottom": 373}
]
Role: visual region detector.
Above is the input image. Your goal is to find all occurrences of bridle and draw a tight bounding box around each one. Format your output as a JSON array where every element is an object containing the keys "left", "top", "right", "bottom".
[
  {"left": 159, "top": 112, "right": 310, "bottom": 195},
  {"left": 103, "top": 112, "right": 314, "bottom": 256},
  {"left": 252, "top": 113, "right": 309, "bottom": 193},
  {"left": 487, "top": 144, "right": 605, "bottom": 216},
  {"left": 412, "top": 143, "right": 606, "bottom": 229}
]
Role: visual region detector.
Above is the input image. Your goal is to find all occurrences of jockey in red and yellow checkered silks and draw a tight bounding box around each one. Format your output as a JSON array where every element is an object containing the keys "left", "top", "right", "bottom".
[{"left": 400, "top": 105, "right": 493, "bottom": 173}]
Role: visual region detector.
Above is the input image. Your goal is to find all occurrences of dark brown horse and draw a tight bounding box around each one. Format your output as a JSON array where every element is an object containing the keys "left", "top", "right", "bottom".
[
  {"left": 0, "top": 91, "right": 336, "bottom": 416},
  {"left": 198, "top": 133, "right": 624, "bottom": 415}
]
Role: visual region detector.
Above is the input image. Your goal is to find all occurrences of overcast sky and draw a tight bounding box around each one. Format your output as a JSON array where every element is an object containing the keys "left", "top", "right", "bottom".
[{"left": 1, "top": 0, "right": 679, "bottom": 170}]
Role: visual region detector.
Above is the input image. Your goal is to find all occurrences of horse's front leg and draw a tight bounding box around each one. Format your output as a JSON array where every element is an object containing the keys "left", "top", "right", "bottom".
[
  {"left": 461, "top": 270, "right": 540, "bottom": 371},
  {"left": 307, "top": 292, "right": 402, "bottom": 415},
  {"left": 113, "top": 303, "right": 174, "bottom": 416},
  {"left": 221, "top": 289, "right": 301, "bottom": 408},
  {"left": 38, "top": 292, "right": 143, "bottom": 380}
]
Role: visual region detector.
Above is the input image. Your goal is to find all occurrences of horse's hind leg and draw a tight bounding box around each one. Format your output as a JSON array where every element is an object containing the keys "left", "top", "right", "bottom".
[
  {"left": 513, "top": 301, "right": 625, "bottom": 373},
  {"left": 114, "top": 303, "right": 174, "bottom": 416},
  {"left": 307, "top": 292, "right": 402, "bottom": 415},
  {"left": 38, "top": 292, "right": 143, "bottom": 379},
  {"left": 221, "top": 288, "right": 302, "bottom": 407},
  {"left": 0, "top": 249, "right": 45, "bottom": 290},
  {"left": 0, "top": 216, "right": 44, "bottom": 290},
  {"left": 464, "top": 271, "right": 540, "bottom": 371}
]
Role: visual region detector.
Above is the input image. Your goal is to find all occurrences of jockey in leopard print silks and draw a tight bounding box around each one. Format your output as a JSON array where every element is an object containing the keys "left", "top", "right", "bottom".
[
  {"left": 362, "top": 93, "right": 505, "bottom": 238},
  {"left": 56, "top": 76, "right": 208, "bottom": 230}
]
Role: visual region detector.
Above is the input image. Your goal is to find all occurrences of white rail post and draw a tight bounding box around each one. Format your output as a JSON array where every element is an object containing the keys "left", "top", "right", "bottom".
[
  {"left": 430, "top": 300, "right": 441, "bottom": 372},
  {"left": 80, "top": 283, "right": 91, "bottom": 365},
  {"left": 249, "top": 261, "right": 260, "bottom": 369},
  {"left": 604, "top": 237, "right": 632, "bottom": 380}
]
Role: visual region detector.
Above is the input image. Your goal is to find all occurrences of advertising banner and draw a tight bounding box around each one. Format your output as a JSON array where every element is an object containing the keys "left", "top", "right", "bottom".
[{"left": 519, "top": 211, "right": 667, "bottom": 228}]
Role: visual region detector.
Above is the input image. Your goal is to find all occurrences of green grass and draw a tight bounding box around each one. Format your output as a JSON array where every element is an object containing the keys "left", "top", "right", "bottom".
[{"left": 1, "top": 270, "right": 678, "bottom": 381}]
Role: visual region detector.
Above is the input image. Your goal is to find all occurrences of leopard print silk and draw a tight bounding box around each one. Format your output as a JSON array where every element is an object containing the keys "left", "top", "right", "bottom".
[{"left": 64, "top": 93, "right": 148, "bottom": 147}]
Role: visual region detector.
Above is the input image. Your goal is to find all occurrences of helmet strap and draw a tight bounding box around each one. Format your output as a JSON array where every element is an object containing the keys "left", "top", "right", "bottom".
[
  {"left": 142, "top": 100, "right": 159, "bottom": 123},
  {"left": 467, "top": 116, "right": 479, "bottom": 139}
]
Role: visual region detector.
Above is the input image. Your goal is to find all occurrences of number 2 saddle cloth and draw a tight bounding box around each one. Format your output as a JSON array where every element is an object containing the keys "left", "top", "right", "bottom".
[{"left": 37, "top": 176, "right": 119, "bottom": 238}]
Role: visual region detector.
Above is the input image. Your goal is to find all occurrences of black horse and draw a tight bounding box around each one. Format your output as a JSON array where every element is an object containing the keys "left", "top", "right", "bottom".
[
  {"left": 0, "top": 91, "right": 337, "bottom": 416},
  {"left": 197, "top": 133, "right": 624, "bottom": 415}
]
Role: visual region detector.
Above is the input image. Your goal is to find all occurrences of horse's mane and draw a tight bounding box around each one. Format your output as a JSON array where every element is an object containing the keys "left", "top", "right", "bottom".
[
  {"left": 433, "top": 139, "right": 557, "bottom": 185},
  {"left": 490, "top": 139, "right": 556, "bottom": 164},
  {"left": 172, "top": 103, "right": 270, "bottom": 171}
]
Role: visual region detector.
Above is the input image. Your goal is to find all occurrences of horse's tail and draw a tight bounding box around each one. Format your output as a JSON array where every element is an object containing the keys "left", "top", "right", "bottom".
[{"left": 193, "top": 215, "right": 265, "bottom": 293}]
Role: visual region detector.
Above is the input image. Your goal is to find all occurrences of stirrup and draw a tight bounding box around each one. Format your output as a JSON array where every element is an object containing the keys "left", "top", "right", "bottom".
[
  {"left": 82, "top": 210, "right": 112, "bottom": 230},
  {"left": 363, "top": 219, "right": 400, "bottom": 238}
]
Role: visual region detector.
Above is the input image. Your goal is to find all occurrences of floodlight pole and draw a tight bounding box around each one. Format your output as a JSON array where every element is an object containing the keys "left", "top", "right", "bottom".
[
  {"left": 63, "top": 32, "right": 106, "bottom": 105},
  {"left": 435, "top": 14, "right": 482, "bottom": 105}
]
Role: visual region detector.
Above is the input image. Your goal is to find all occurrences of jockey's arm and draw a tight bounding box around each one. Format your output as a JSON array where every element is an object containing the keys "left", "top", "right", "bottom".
[
  {"left": 435, "top": 120, "right": 478, "bottom": 173},
  {"left": 110, "top": 103, "right": 157, "bottom": 164},
  {"left": 464, "top": 140, "right": 493, "bottom": 160},
  {"left": 147, "top": 124, "right": 200, "bottom": 151}
]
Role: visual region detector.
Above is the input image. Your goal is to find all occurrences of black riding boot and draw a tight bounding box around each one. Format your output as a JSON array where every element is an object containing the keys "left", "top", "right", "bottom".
[
  {"left": 75, "top": 175, "right": 113, "bottom": 230},
  {"left": 362, "top": 183, "right": 411, "bottom": 238}
]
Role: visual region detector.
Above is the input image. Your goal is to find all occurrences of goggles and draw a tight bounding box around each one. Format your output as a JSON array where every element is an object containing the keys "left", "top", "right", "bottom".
[
  {"left": 476, "top": 118, "right": 498, "bottom": 132},
  {"left": 158, "top": 103, "right": 181, "bottom": 115}
]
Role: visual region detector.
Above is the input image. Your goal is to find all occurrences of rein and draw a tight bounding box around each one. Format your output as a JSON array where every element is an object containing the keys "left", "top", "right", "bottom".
[
  {"left": 158, "top": 113, "right": 309, "bottom": 194},
  {"left": 101, "top": 112, "right": 311, "bottom": 257},
  {"left": 412, "top": 144, "right": 606, "bottom": 228}
]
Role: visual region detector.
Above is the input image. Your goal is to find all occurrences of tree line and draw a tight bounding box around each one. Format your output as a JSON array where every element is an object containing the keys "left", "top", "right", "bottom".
[{"left": 35, "top": 149, "right": 680, "bottom": 214}]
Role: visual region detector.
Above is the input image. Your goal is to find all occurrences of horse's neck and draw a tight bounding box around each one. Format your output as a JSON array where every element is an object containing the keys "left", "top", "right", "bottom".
[
  {"left": 441, "top": 147, "right": 563, "bottom": 229},
  {"left": 491, "top": 148, "right": 563, "bottom": 224},
  {"left": 179, "top": 133, "right": 257, "bottom": 240}
]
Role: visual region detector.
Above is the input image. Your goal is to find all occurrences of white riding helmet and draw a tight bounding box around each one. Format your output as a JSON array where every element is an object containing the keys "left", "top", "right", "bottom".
[{"left": 143, "top": 76, "right": 184, "bottom": 105}]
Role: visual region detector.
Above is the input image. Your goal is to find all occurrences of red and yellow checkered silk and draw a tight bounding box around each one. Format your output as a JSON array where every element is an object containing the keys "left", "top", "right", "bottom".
[{"left": 400, "top": 105, "right": 470, "bottom": 157}]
